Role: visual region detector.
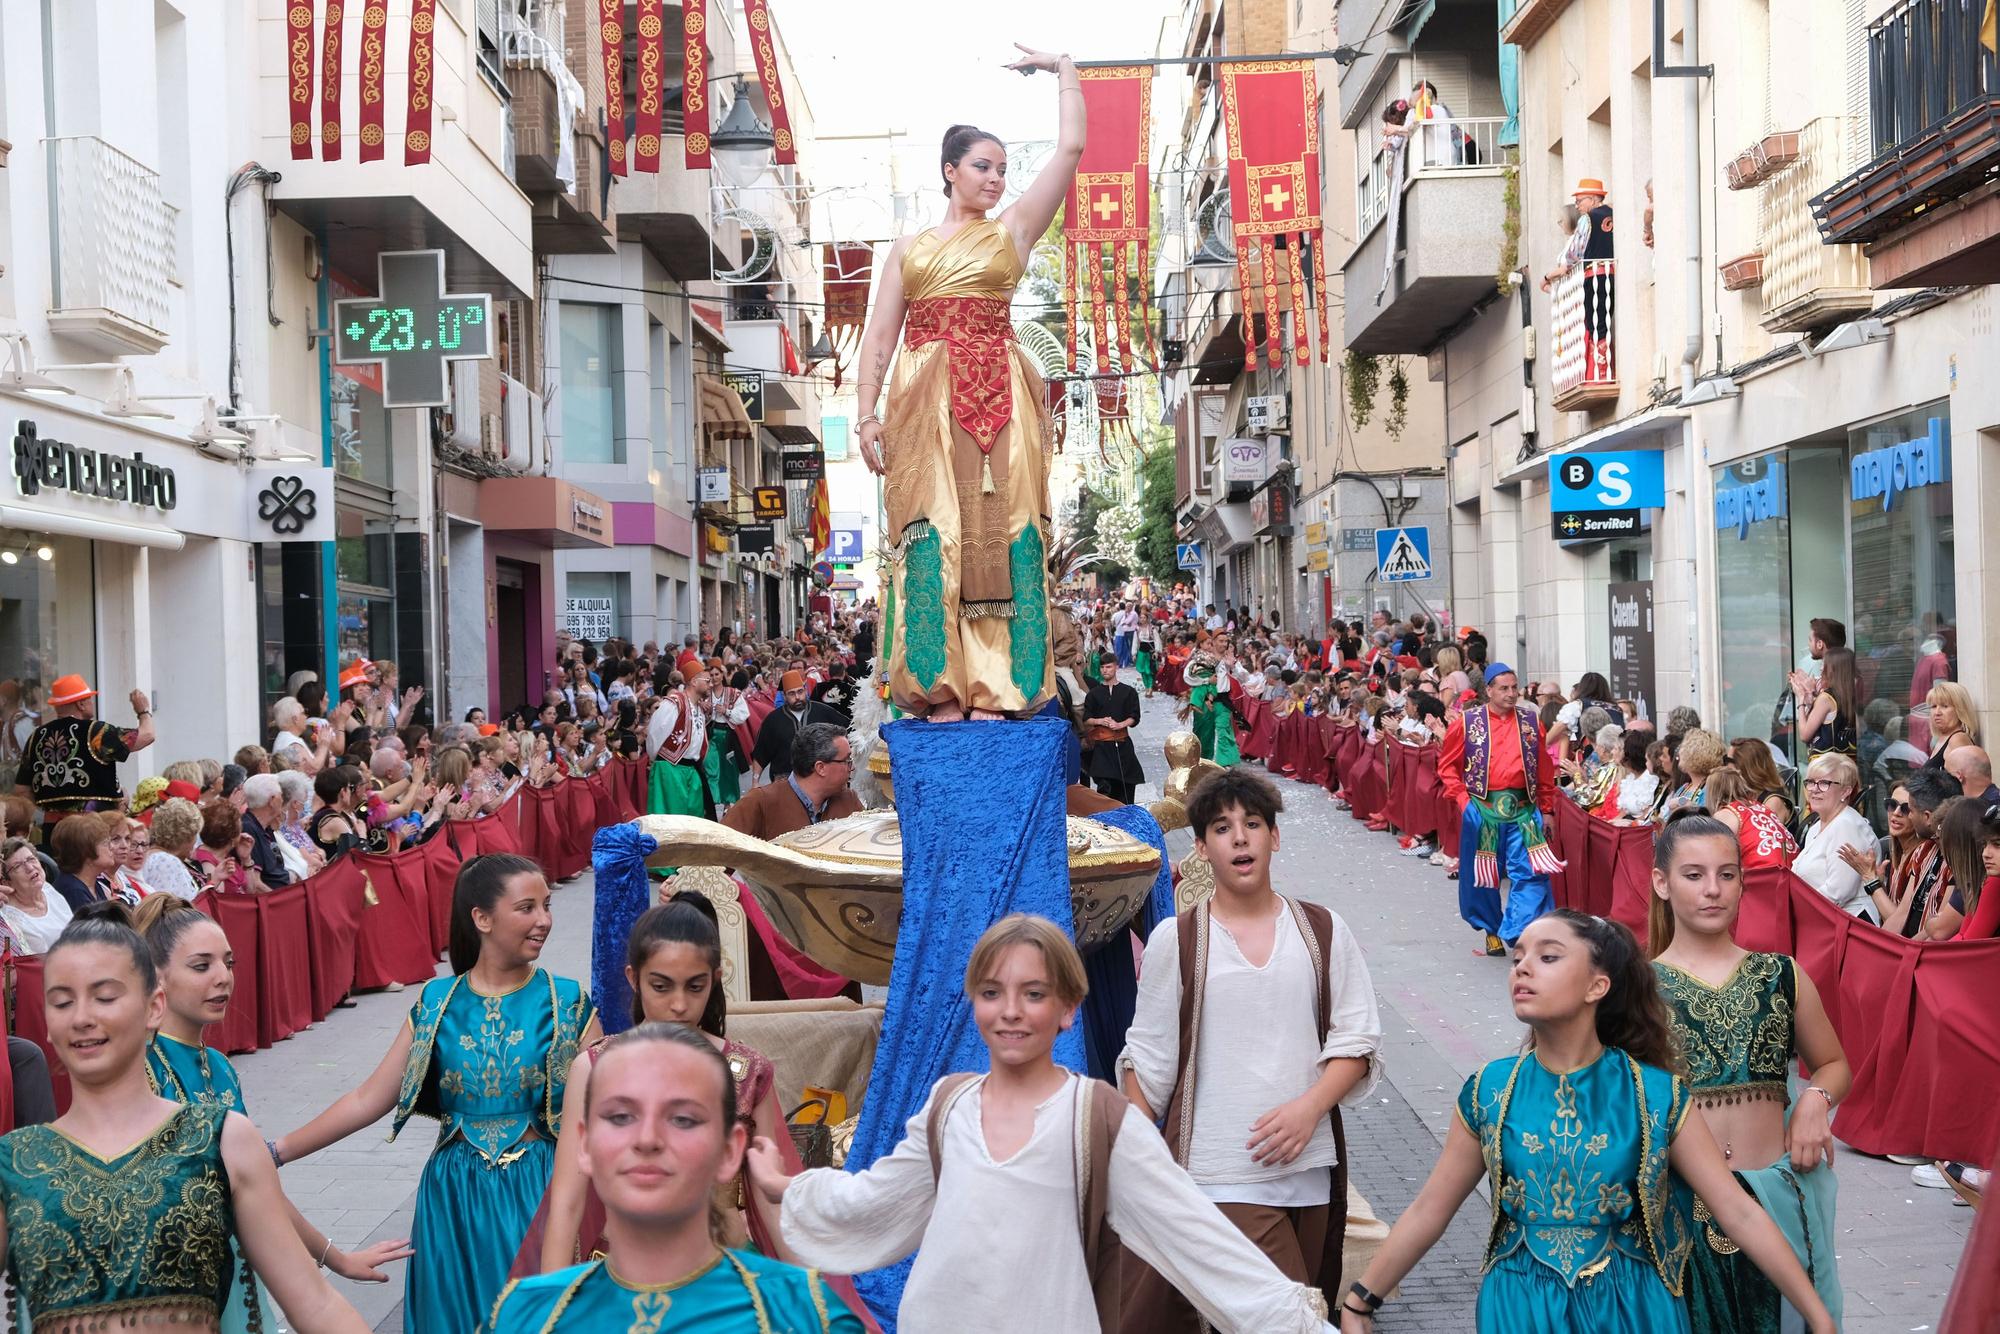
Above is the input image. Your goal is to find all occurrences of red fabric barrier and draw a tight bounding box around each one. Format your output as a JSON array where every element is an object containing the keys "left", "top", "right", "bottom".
[
  {"left": 1606, "top": 823, "right": 1657, "bottom": 944},
  {"left": 0, "top": 984, "right": 13, "bottom": 1134},
  {"left": 255, "top": 887, "right": 314, "bottom": 1045},
  {"left": 1318, "top": 718, "right": 1342, "bottom": 792},
  {"left": 1382, "top": 742, "right": 1409, "bottom": 832},
  {"left": 1580, "top": 814, "right": 1621, "bottom": 917},
  {"left": 559, "top": 778, "right": 595, "bottom": 877},
  {"left": 8, "top": 957, "right": 67, "bottom": 1113},
  {"left": 476, "top": 796, "right": 526, "bottom": 857},
  {"left": 1236, "top": 697, "right": 1271, "bottom": 761},
  {"left": 199, "top": 892, "right": 264, "bottom": 1056},
  {"left": 1733, "top": 867, "right": 1796, "bottom": 954},
  {"left": 1158, "top": 658, "right": 1186, "bottom": 697},
  {"left": 303, "top": 857, "right": 365, "bottom": 1019},
  {"left": 350, "top": 852, "right": 439, "bottom": 989},
  {"left": 590, "top": 771, "right": 623, "bottom": 833},
  {"left": 528, "top": 786, "right": 562, "bottom": 875},
  {"left": 1345, "top": 739, "right": 1386, "bottom": 824},
  {"left": 422, "top": 826, "right": 467, "bottom": 954}
]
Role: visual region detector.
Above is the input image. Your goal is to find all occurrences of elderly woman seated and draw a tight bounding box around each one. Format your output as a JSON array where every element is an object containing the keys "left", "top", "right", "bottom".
[{"left": 1792, "top": 752, "right": 1880, "bottom": 920}]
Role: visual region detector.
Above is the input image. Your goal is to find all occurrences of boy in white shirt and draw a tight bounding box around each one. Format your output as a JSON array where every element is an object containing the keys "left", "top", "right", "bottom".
[{"left": 1118, "top": 769, "right": 1383, "bottom": 1330}]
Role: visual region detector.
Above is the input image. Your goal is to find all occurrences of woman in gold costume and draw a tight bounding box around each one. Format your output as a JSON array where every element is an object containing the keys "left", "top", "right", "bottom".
[{"left": 856, "top": 45, "right": 1086, "bottom": 720}]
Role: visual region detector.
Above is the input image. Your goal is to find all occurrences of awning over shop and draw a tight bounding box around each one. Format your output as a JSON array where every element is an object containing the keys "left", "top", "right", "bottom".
[{"left": 698, "top": 373, "right": 756, "bottom": 441}]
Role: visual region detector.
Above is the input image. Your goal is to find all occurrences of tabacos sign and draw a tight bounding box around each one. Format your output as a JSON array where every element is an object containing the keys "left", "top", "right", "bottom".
[
  {"left": 1715, "top": 461, "right": 1785, "bottom": 541},
  {"left": 12, "top": 419, "right": 178, "bottom": 511},
  {"left": 1850, "top": 416, "right": 1948, "bottom": 511}
]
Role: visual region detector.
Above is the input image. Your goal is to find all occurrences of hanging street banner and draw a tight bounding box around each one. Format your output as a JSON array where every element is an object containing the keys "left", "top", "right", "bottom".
[
  {"left": 1061, "top": 65, "right": 1155, "bottom": 442},
  {"left": 744, "top": 0, "right": 797, "bottom": 164},
  {"left": 681, "top": 0, "right": 709, "bottom": 169},
  {"left": 1220, "top": 59, "right": 1330, "bottom": 369}
]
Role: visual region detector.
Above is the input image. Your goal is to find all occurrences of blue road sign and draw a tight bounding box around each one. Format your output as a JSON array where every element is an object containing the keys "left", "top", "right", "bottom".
[
  {"left": 1176, "top": 541, "right": 1205, "bottom": 570},
  {"left": 1375, "top": 526, "right": 1432, "bottom": 582},
  {"left": 828, "top": 526, "right": 863, "bottom": 562}
]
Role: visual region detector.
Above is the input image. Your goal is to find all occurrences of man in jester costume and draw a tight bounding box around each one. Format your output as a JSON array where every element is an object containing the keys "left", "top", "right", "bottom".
[{"left": 1437, "top": 664, "right": 1562, "bottom": 955}]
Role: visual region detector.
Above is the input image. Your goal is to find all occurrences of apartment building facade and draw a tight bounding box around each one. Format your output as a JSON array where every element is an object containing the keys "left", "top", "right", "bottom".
[
  {"left": 1330, "top": 0, "right": 1993, "bottom": 798},
  {"left": 1161, "top": 0, "right": 1450, "bottom": 638}
]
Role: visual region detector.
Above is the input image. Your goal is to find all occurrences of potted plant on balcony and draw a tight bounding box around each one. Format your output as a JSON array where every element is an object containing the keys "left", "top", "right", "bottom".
[
  {"left": 1725, "top": 146, "right": 1762, "bottom": 190},
  {"left": 1753, "top": 130, "right": 1801, "bottom": 179},
  {"left": 1719, "top": 251, "right": 1766, "bottom": 290}
]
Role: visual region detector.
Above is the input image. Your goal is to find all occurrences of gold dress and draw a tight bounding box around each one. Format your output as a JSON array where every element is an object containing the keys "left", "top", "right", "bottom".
[{"left": 882, "top": 218, "right": 1056, "bottom": 716}]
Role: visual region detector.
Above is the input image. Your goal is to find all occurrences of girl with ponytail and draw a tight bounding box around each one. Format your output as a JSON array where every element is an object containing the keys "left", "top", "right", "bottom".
[
  {"left": 1337, "top": 908, "right": 1835, "bottom": 1334},
  {"left": 514, "top": 891, "right": 873, "bottom": 1324},
  {"left": 1649, "top": 812, "right": 1850, "bottom": 1332},
  {"left": 274, "top": 854, "right": 599, "bottom": 1334}
]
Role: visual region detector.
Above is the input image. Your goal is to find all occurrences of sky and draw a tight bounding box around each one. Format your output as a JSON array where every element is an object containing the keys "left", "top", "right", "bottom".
[{"left": 775, "top": 1, "right": 1181, "bottom": 236}]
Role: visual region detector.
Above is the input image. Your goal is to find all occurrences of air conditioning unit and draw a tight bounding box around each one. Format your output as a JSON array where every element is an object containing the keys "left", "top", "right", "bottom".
[
  {"left": 449, "top": 362, "right": 482, "bottom": 448},
  {"left": 481, "top": 413, "right": 505, "bottom": 456}
]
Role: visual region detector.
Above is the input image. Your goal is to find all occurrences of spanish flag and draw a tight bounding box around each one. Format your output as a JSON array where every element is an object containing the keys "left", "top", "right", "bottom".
[{"left": 809, "top": 474, "right": 831, "bottom": 557}]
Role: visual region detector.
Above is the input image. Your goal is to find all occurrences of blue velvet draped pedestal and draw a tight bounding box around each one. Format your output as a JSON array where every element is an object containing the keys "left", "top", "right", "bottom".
[
  {"left": 849, "top": 717, "right": 1079, "bottom": 1326},
  {"left": 589, "top": 824, "right": 658, "bottom": 1035}
]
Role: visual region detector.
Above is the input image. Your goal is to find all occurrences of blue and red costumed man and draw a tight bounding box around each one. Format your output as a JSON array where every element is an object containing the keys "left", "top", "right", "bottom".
[{"left": 1437, "top": 664, "right": 1563, "bottom": 955}]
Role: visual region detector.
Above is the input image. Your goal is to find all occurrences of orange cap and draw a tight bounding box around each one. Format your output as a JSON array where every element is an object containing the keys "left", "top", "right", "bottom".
[{"left": 779, "top": 670, "right": 806, "bottom": 691}]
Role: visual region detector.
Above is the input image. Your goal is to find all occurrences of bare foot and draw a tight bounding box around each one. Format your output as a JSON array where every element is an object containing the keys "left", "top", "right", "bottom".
[
  {"left": 927, "top": 703, "right": 966, "bottom": 723},
  {"left": 969, "top": 707, "right": 1007, "bottom": 721}
]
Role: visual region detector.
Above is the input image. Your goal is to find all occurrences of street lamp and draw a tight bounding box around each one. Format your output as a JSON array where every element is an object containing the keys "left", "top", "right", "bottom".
[{"left": 710, "top": 78, "right": 776, "bottom": 188}]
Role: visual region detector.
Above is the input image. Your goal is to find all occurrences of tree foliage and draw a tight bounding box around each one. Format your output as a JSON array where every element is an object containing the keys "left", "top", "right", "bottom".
[{"left": 1134, "top": 442, "right": 1179, "bottom": 584}]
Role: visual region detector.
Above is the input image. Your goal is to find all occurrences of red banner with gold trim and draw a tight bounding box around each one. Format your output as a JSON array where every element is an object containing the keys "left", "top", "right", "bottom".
[
  {"left": 287, "top": 1, "right": 315, "bottom": 159},
  {"left": 320, "top": 1, "right": 345, "bottom": 160},
  {"left": 745, "top": 0, "right": 795, "bottom": 165},
  {"left": 682, "top": 0, "right": 710, "bottom": 169},
  {"left": 599, "top": 0, "right": 626, "bottom": 176},
  {"left": 358, "top": 0, "right": 388, "bottom": 161},
  {"left": 405, "top": 0, "right": 436, "bottom": 165},
  {"left": 1220, "top": 60, "right": 1329, "bottom": 369},
  {"left": 821, "top": 243, "right": 873, "bottom": 388},
  {"left": 1061, "top": 67, "right": 1154, "bottom": 445},
  {"left": 633, "top": 0, "right": 665, "bottom": 173}
]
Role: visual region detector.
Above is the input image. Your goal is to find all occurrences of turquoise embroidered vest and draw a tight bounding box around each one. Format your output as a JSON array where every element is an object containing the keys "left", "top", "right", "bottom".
[
  {"left": 1458, "top": 1048, "right": 1693, "bottom": 1294},
  {"left": 145, "top": 1033, "right": 248, "bottom": 1116},
  {"left": 392, "top": 969, "right": 594, "bottom": 1163}
]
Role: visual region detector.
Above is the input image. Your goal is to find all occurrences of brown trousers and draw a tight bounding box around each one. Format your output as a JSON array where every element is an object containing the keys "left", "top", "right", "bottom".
[{"left": 1118, "top": 1198, "right": 1332, "bottom": 1332}]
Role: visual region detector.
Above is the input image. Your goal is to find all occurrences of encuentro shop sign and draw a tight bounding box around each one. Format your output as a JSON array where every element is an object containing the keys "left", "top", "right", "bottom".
[{"left": 12, "top": 419, "right": 178, "bottom": 511}]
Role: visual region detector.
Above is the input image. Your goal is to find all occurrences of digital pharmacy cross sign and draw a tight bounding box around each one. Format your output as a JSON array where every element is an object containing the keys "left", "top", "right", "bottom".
[{"left": 332, "top": 250, "right": 494, "bottom": 408}]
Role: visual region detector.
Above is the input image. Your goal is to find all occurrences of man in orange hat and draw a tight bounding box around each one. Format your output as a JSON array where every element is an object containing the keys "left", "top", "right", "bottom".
[
  {"left": 1542, "top": 178, "right": 1616, "bottom": 376},
  {"left": 24, "top": 673, "right": 156, "bottom": 842},
  {"left": 750, "top": 669, "right": 849, "bottom": 781}
]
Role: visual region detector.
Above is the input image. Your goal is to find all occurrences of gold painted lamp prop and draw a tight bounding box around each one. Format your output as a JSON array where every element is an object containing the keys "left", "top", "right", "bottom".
[{"left": 638, "top": 810, "right": 1161, "bottom": 986}]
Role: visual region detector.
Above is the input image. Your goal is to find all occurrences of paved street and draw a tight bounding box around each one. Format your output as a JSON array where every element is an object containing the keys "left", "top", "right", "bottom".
[{"left": 234, "top": 678, "right": 1972, "bottom": 1332}]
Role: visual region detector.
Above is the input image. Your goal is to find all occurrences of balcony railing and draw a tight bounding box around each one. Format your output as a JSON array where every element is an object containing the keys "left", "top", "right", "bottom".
[
  {"left": 46, "top": 136, "right": 178, "bottom": 355},
  {"left": 1357, "top": 117, "right": 1514, "bottom": 237},
  {"left": 1758, "top": 116, "right": 1873, "bottom": 333},
  {"left": 1868, "top": 0, "right": 1999, "bottom": 157},
  {"left": 1550, "top": 259, "right": 1616, "bottom": 410}
]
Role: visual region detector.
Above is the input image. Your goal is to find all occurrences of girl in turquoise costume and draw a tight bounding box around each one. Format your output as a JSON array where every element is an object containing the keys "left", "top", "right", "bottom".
[
  {"left": 1338, "top": 910, "right": 1836, "bottom": 1334},
  {"left": 0, "top": 904, "right": 369, "bottom": 1333},
  {"left": 482, "top": 1022, "right": 861, "bottom": 1334},
  {"left": 1648, "top": 813, "right": 1850, "bottom": 1333},
  {"left": 133, "top": 896, "right": 416, "bottom": 1290},
  {"left": 275, "top": 854, "right": 600, "bottom": 1334}
]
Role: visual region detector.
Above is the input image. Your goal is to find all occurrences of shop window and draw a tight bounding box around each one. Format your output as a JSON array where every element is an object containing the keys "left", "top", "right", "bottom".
[
  {"left": 560, "top": 302, "right": 626, "bottom": 464},
  {"left": 1847, "top": 404, "right": 1955, "bottom": 762},
  {"left": 0, "top": 534, "right": 96, "bottom": 791}
]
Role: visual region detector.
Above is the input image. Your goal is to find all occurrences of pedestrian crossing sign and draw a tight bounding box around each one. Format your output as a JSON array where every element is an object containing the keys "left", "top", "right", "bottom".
[
  {"left": 1176, "top": 541, "right": 1205, "bottom": 570},
  {"left": 1375, "top": 526, "right": 1432, "bottom": 582}
]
